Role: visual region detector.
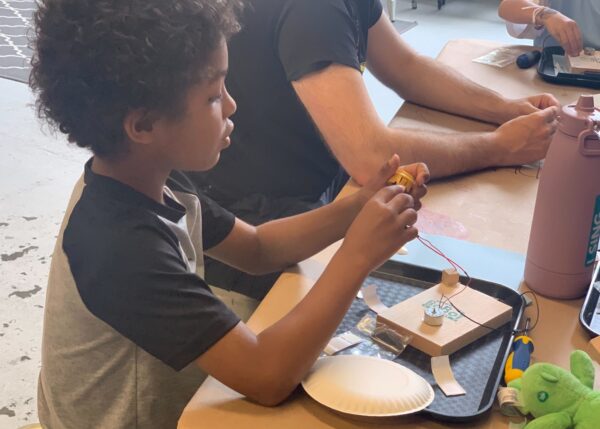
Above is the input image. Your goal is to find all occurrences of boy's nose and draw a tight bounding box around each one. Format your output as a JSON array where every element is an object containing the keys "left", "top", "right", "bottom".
[{"left": 224, "top": 87, "right": 237, "bottom": 118}]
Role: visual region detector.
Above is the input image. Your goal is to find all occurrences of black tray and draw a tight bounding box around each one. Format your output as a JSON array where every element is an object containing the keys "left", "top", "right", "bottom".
[
  {"left": 579, "top": 268, "right": 600, "bottom": 337},
  {"left": 537, "top": 46, "right": 600, "bottom": 89},
  {"left": 333, "top": 260, "right": 525, "bottom": 422}
]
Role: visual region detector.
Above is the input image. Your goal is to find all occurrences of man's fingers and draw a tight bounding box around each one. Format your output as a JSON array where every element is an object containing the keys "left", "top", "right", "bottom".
[
  {"left": 545, "top": 119, "right": 559, "bottom": 138},
  {"left": 540, "top": 94, "right": 560, "bottom": 109},
  {"left": 415, "top": 163, "right": 430, "bottom": 186},
  {"left": 538, "top": 106, "right": 559, "bottom": 123},
  {"left": 400, "top": 162, "right": 430, "bottom": 186}
]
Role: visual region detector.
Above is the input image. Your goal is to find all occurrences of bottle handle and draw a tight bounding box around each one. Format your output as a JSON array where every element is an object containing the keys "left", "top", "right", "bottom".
[{"left": 579, "top": 120, "right": 600, "bottom": 157}]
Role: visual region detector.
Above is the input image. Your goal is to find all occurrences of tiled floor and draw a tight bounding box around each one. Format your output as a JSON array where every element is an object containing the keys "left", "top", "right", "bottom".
[
  {"left": 0, "top": 1, "right": 522, "bottom": 427},
  {"left": 0, "top": 0, "right": 35, "bottom": 83}
]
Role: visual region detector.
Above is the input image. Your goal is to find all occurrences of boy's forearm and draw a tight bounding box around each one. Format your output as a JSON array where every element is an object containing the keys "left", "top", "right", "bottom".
[
  {"left": 252, "top": 193, "right": 365, "bottom": 272},
  {"left": 249, "top": 247, "right": 371, "bottom": 404}
]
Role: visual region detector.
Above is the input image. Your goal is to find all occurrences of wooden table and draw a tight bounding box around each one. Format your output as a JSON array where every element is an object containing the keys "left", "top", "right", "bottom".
[{"left": 179, "top": 40, "right": 600, "bottom": 429}]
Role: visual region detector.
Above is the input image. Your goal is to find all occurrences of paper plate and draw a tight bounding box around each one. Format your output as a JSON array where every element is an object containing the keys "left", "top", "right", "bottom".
[{"left": 302, "top": 355, "right": 434, "bottom": 417}]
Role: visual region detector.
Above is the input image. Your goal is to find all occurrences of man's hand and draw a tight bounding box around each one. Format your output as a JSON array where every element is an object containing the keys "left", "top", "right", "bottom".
[
  {"left": 541, "top": 11, "right": 583, "bottom": 57},
  {"left": 358, "top": 154, "right": 429, "bottom": 210},
  {"left": 492, "top": 106, "right": 559, "bottom": 166},
  {"left": 503, "top": 93, "right": 561, "bottom": 121},
  {"left": 521, "top": 93, "right": 561, "bottom": 113}
]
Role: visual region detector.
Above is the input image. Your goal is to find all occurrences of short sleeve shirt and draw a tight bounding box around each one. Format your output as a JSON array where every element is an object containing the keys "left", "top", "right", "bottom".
[
  {"left": 38, "top": 160, "right": 239, "bottom": 429},
  {"left": 187, "top": 0, "right": 383, "bottom": 209}
]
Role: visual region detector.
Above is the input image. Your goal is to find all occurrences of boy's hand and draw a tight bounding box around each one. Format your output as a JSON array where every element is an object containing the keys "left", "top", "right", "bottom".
[
  {"left": 342, "top": 186, "right": 419, "bottom": 273},
  {"left": 359, "top": 154, "right": 429, "bottom": 210}
]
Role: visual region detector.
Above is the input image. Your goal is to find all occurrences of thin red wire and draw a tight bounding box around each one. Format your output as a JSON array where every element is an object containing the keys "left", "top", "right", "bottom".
[{"left": 416, "top": 235, "right": 472, "bottom": 309}]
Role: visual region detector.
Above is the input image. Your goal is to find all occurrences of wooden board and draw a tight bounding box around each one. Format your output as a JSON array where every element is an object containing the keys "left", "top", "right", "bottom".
[
  {"left": 377, "top": 271, "right": 513, "bottom": 356},
  {"left": 569, "top": 52, "right": 600, "bottom": 73}
]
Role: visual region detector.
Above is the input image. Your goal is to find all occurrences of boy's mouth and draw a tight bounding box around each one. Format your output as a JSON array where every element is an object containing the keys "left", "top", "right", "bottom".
[{"left": 222, "top": 120, "right": 234, "bottom": 146}]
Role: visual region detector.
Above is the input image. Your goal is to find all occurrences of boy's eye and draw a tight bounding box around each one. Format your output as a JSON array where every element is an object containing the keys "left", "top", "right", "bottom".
[{"left": 209, "top": 93, "right": 223, "bottom": 103}]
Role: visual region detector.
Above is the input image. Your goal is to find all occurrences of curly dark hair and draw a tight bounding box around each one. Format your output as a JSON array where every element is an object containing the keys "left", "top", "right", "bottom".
[{"left": 30, "top": 0, "right": 242, "bottom": 158}]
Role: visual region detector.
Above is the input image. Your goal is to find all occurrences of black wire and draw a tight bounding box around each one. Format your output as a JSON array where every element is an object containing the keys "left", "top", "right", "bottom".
[
  {"left": 514, "top": 290, "right": 540, "bottom": 334},
  {"left": 444, "top": 296, "right": 500, "bottom": 331},
  {"left": 416, "top": 235, "right": 541, "bottom": 335},
  {"left": 438, "top": 276, "right": 472, "bottom": 309}
]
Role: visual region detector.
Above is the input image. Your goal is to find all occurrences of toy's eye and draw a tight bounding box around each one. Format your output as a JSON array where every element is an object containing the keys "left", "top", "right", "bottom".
[{"left": 537, "top": 391, "right": 549, "bottom": 402}]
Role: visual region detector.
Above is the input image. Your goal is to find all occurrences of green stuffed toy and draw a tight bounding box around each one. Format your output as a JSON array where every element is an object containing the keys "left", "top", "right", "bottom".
[{"left": 507, "top": 350, "right": 600, "bottom": 429}]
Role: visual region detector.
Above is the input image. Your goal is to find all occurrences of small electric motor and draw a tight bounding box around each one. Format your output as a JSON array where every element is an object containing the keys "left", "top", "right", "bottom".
[{"left": 387, "top": 169, "right": 415, "bottom": 192}]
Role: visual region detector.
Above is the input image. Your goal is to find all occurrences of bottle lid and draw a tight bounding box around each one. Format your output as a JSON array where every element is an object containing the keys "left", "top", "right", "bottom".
[{"left": 559, "top": 95, "right": 600, "bottom": 137}]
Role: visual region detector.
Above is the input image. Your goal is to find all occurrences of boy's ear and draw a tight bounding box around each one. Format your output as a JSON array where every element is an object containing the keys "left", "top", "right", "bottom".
[{"left": 123, "top": 109, "right": 159, "bottom": 145}]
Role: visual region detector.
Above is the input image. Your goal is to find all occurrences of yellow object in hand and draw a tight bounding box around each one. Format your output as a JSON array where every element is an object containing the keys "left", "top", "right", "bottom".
[{"left": 387, "top": 169, "right": 414, "bottom": 192}]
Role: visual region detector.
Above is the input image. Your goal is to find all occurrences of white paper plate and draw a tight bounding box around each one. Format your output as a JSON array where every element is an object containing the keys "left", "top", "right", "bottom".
[{"left": 302, "top": 355, "right": 434, "bottom": 417}]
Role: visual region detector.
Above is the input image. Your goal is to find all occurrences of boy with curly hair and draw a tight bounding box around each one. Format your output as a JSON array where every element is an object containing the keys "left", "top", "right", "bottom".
[{"left": 31, "top": 1, "right": 427, "bottom": 427}]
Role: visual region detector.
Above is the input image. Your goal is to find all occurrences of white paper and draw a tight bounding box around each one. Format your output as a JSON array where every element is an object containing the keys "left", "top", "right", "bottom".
[
  {"left": 324, "top": 331, "right": 363, "bottom": 356},
  {"left": 431, "top": 355, "right": 466, "bottom": 397},
  {"left": 362, "top": 284, "right": 389, "bottom": 314}
]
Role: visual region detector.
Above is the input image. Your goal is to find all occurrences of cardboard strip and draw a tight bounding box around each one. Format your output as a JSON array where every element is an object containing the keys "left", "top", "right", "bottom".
[
  {"left": 362, "top": 284, "right": 389, "bottom": 314},
  {"left": 431, "top": 355, "right": 466, "bottom": 397},
  {"left": 324, "top": 331, "right": 363, "bottom": 356}
]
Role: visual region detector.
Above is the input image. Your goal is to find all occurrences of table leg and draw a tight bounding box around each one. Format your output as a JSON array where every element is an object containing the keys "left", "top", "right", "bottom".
[
  {"left": 387, "top": 0, "right": 397, "bottom": 21},
  {"left": 412, "top": 0, "right": 417, "bottom": 9}
]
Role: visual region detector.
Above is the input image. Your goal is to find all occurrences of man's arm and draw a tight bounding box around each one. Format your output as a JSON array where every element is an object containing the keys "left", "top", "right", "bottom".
[
  {"left": 206, "top": 156, "right": 428, "bottom": 274},
  {"left": 198, "top": 185, "right": 419, "bottom": 406},
  {"left": 365, "top": 13, "right": 558, "bottom": 125},
  {"left": 292, "top": 63, "right": 558, "bottom": 183}
]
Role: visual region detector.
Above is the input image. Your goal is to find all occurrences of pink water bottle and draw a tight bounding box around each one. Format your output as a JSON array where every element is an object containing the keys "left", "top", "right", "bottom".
[{"left": 524, "top": 95, "right": 600, "bottom": 299}]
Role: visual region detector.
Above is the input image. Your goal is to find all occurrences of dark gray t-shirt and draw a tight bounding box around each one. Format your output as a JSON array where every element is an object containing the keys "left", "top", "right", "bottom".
[
  {"left": 188, "top": 0, "right": 383, "bottom": 205},
  {"left": 38, "top": 161, "right": 238, "bottom": 429}
]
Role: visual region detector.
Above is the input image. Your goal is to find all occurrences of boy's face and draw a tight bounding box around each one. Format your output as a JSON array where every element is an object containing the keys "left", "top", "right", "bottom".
[{"left": 157, "top": 41, "right": 236, "bottom": 171}]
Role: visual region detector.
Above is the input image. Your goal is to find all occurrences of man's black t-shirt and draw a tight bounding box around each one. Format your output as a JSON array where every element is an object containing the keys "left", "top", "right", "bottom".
[
  {"left": 189, "top": 0, "right": 383, "bottom": 209},
  {"left": 185, "top": 0, "right": 383, "bottom": 298}
]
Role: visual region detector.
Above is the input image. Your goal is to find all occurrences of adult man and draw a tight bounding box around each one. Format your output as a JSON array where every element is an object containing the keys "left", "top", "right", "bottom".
[{"left": 190, "top": 0, "right": 559, "bottom": 299}]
